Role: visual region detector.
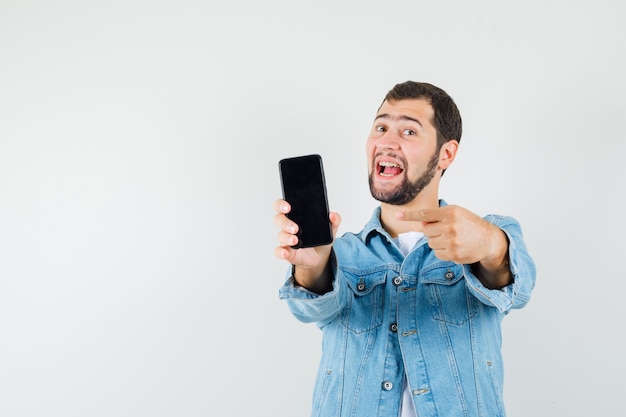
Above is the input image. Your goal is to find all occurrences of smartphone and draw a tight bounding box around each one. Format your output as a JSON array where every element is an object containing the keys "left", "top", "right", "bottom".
[{"left": 279, "top": 154, "right": 333, "bottom": 248}]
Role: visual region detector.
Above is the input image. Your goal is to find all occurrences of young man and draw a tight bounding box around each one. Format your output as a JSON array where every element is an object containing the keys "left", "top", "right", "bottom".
[{"left": 273, "top": 81, "right": 536, "bottom": 417}]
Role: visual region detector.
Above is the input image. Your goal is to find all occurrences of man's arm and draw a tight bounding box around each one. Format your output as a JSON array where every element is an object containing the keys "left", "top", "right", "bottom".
[
  {"left": 291, "top": 259, "right": 335, "bottom": 295},
  {"left": 470, "top": 225, "right": 513, "bottom": 289}
]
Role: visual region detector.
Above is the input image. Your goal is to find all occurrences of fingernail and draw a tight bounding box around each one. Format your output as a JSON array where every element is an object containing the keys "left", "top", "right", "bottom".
[
  {"left": 280, "top": 204, "right": 289, "bottom": 212},
  {"left": 288, "top": 225, "right": 296, "bottom": 233}
]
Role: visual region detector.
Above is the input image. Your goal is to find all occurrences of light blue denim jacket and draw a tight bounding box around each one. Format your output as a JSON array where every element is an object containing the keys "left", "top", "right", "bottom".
[{"left": 279, "top": 202, "right": 536, "bottom": 417}]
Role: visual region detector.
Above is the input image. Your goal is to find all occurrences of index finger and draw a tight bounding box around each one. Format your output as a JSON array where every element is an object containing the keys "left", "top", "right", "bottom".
[
  {"left": 397, "top": 207, "right": 445, "bottom": 223},
  {"left": 274, "top": 199, "right": 291, "bottom": 214}
]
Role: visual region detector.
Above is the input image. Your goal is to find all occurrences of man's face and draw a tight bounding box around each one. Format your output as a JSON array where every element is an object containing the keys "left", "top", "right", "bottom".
[{"left": 366, "top": 98, "right": 441, "bottom": 205}]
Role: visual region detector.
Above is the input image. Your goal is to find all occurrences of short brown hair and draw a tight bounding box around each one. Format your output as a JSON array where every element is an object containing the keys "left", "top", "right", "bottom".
[{"left": 383, "top": 81, "right": 462, "bottom": 149}]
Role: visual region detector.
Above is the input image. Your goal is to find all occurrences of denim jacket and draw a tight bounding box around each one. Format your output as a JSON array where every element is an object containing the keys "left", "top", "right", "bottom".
[{"left": 279, "top": 202, "right": 536, "bottom": 417}]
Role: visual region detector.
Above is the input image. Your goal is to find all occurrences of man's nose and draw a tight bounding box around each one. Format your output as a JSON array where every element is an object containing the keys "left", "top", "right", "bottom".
[{"left": 376, "top": 132, "right": 400, "bottom": 150}]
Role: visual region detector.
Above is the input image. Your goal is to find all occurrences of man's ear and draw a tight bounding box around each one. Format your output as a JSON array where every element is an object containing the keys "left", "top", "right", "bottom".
[{"left": 438, "top": 140, "right": 459, "bottom": 170}]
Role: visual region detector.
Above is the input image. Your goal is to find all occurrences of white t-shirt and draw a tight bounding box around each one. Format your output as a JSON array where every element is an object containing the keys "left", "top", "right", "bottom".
[{"left": 392, "top": 231, "right": 424, "bottom": 417}]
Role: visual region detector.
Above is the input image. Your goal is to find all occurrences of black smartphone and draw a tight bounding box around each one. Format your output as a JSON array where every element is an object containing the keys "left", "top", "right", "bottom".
[{"left": 279, "top": 154, "right": 333, "bottom": 248}]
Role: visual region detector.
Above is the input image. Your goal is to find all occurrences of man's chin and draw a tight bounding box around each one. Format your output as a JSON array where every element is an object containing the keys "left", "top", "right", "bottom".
[
  {"left": 369, "top": 175, "right": 415, "bottom": 204},
  {"left": 370, "top": 187, "right": 412, "bottom": 205}
]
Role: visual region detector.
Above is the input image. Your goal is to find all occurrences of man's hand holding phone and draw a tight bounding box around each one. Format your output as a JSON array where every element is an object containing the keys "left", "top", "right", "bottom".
[
  {"left": 274, "top": 154, "right": 340, "bottom": 294},
  {"left": 273, "top": 199, "right": 341, "bottom": 295}
]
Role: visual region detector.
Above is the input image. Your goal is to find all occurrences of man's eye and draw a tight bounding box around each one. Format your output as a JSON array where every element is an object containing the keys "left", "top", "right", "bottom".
[
  {"left": 375, "top": 125, "right": 386, "bottom": 132},
  {"left": 403, "top": 129, "right": 416, "bottom": 136}
]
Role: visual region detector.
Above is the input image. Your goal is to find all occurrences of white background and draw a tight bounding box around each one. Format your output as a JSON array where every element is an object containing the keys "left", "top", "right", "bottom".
[{"left": 1, "top": 1, "right": 625, "bottom": 416}]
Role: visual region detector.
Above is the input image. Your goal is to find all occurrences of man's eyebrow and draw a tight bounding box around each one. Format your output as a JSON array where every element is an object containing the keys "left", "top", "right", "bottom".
[{"left": 374, "top": 113, "right": 423, "bottom": 127}]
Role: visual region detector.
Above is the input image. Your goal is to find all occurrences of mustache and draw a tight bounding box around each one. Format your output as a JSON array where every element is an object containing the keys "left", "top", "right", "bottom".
[{"left": 374, "top": 151, "right": 407, "bottom": 165}]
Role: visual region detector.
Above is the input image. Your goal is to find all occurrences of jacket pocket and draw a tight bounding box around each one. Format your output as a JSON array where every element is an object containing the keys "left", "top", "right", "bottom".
[
  {"left": 312, "top": 369, "right": 334, "bottom": 417},
  {"left": 340, "top": 267, "right": 387, "bottom": 334},
  {"left": 421, "top": 262, "right": 478, "bottom": 325},
  {"left": 485, "top": 360, "right": 506, "bottom": 417}
]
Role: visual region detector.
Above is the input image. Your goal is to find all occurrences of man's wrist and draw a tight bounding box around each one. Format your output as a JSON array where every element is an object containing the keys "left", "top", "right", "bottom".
[{"left": 292, "top": 261, "right": 334, "bottom": 295}]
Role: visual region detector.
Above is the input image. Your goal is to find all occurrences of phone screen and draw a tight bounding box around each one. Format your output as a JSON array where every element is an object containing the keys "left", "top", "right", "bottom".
[{"left": 279, "top": 154, "right": 333, "bottom": 248}]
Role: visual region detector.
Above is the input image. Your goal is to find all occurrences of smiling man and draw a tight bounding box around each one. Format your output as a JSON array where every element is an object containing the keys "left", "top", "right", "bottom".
[{"left": 273, "top": 81, "right": 536, "bottom": 417}]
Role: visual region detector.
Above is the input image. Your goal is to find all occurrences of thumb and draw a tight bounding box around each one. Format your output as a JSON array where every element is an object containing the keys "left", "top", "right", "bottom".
[{"left": 329, "top": 211, "right": 342, "bottom": 237}]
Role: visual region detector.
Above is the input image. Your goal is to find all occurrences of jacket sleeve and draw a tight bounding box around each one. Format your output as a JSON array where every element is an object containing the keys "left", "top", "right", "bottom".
[
  {"left": 462, "top": 214, "right": 536, "bottom": 314},
  {"left": 277, "top": 252, "right": 348, "bottom": 324}
]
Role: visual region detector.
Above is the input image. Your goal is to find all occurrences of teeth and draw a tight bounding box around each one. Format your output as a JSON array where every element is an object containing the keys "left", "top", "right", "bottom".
[
  {"left": 379, "top": 161, "right": 400, "bottom": 167},
  {"left": 378, "top": 160, "right": 402, "bottom": 177}
]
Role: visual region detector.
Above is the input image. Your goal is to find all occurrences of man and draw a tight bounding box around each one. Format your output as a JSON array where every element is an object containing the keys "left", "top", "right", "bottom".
[{"left": 273, "top": 81, "right": 536, "bottom": 417}]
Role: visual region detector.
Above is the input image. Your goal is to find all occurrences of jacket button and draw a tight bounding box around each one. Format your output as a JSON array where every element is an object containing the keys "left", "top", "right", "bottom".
[
  {"left": 390, "top": 323, "right": 398, "bottom": 332},
  {"left": 382, "top": 381, "right": 393, "bottom": 391},
  {"left": 392, "top": 276, "right": 403, "bottom": 286},
  {"left": 357, "top": 282, "right": 366, "bottom": 292},
  {"left": 444, "top": 271, "right": 454, "bottom": 280}
]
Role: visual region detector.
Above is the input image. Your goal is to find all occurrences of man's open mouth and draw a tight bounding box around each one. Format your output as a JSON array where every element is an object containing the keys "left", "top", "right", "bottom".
[{"left": 378, "top": 161, "right": 404, "bottom": 177}]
